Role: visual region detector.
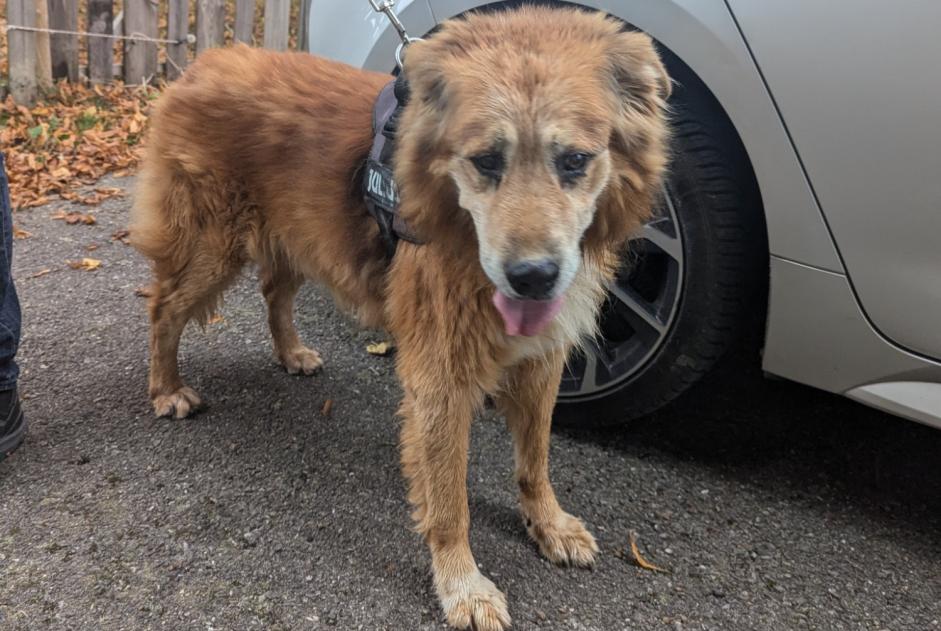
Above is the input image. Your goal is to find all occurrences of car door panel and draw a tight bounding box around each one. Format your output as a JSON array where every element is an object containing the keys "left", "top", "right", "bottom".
[{"left": 728, "top": 0, "right": 941, "bottom": 359}]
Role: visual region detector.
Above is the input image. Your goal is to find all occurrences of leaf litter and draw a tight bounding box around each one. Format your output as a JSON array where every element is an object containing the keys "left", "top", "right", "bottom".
[
  {"left": 627, "top": 531, "right": 669, "bottom": 574},
  {"left": 366, "top": 341, "right": 395, "bottom": 356},
  {"left": 1, "top": 82, "right": 159, "bottom": 211},
  {"left": 52, "top": 210, "right": 96, "bottom": 225},
  {"left": 67, "top": 258, "right": 102, "bottom": 271}
]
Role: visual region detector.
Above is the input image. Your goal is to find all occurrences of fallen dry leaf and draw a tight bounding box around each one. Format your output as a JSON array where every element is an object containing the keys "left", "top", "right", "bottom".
[
  {"left": 85, "top": 244, "right": 99, "bottom": 251},
  {"left": 63, "top": 189, "right": 124, "bottom": 206},
  {"left": 628, "top": 531, "right": 668, "bottom": 574},
  {"left": 111, "top": 229, "right": 131, "bottom": 244},
  {"left": 366, "top": 341, "right": 395, "bottom": 356},
  {"left": 321, "top": 399, "right": 333, "bottom": 417},
  {"left": 52, "top": 210, "right": 96, "bottom": 225},
  {"left": 207, "top": 313, "right": 224, "bottom": 325},
  {"left": 30, "top": 268, "right": 53, "bottom": 278},
  {"left": 67, "top": 258, "right": 102, "bottom": 271},
  {"left": 13, "top": 226, "right": 32, "bottom": 239}
]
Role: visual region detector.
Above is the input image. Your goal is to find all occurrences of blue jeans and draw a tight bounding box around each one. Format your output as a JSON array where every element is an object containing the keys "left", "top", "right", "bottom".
[{"left": 0, "top": 154, "right": 21, "bottom": 390}]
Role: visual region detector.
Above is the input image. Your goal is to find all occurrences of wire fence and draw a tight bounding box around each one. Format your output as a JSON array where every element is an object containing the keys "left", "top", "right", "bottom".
[{"left": 3, "top": 0, "right": 312, "bottom": 104}]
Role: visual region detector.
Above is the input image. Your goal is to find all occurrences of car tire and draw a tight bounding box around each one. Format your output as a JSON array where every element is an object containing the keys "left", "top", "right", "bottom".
[{"left": 554, "top": 92, "right": 767, "bottom": 428}]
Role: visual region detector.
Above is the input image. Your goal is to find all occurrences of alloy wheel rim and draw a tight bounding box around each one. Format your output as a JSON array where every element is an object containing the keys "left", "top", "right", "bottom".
[{"left": 559, "top": 186, "right": 685, "bottom": 400}]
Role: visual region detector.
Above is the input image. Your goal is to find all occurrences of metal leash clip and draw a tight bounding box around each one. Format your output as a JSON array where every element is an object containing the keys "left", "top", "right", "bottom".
[{"left": 368, "top": 0, "right": 422, "bottom": 68}]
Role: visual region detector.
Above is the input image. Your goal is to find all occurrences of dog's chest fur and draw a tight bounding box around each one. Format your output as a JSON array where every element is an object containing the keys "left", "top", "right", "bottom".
[{"left": 503, "top": 263, "right": 607, "bottom": 365}]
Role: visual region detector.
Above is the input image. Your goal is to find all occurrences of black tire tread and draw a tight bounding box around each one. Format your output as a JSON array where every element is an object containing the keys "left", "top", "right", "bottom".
[{"left": 555, "top": 98, "right": 767, "bottom": 427}]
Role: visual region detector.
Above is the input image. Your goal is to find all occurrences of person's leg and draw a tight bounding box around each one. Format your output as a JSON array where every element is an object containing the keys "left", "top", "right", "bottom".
[{"left": 0, "top": 152, "right": 25, "bottom": 461}]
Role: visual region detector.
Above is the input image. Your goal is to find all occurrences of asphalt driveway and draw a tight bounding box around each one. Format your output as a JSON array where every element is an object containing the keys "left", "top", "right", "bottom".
[{"left": 1, "top": 180, "right": 939, "bottom": 630}]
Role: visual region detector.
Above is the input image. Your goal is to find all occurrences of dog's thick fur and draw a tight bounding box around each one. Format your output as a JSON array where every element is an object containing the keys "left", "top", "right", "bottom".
[{"left": 131, "top": 7, "right": 669, "bottom": 629}]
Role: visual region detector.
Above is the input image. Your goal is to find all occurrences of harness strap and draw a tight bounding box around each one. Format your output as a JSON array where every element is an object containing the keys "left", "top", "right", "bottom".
[{"left": 364, "top": 76, "right": 423, "bottom": 257}]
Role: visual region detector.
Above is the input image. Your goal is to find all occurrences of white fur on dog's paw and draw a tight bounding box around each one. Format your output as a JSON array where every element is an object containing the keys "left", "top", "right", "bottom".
[
  {"left": 277, "top": 346, "right": 324, "bottom": 375},
  {"left": 153, "top": 386, "right": 202, "bottom": 420},
  {"left": 438, "top": 571, "right": 511, "bottom": 631},
  {"left": 526, "top": 511, "right": 599, "bottom": 568}
]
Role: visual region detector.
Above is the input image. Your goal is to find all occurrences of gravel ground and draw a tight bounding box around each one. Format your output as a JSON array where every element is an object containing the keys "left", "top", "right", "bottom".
[{"left": 1, "top": 180, "right": 939, "bottom": 630}]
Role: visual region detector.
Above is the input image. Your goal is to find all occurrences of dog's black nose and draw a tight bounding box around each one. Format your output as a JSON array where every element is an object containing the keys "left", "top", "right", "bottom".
[{"left": 505, "top": 259, "right": 560, "bottom": 299}]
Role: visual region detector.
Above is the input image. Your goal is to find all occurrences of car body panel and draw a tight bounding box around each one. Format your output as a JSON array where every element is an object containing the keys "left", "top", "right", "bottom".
[
  {"left": 848, "top": 382, "right": 941, "bottom": 428},
  {"left": 308, "top": 0, "right": 436, "bottom": 71},
  {"left": 728, "top": 0, "right": 941, "bottom": 360},
  {"left": 765, "top": 257, "right": 941, "bottom": 429}
]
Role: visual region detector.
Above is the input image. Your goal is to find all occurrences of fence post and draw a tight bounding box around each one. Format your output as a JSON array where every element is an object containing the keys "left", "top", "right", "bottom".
[
  {"left": 167, "top": 0, "right": 189, "bottom": 80},
  {"left": 34, "top": 0, "right": 53, "bottom": 91},
  {"left": 49, "top": 0, "right": 79, "bottom": 82},
  {"left": 263, "top": 0, "right": 289, "bottom": 51},
  {"left": 297, "top": 0, "right": 312, "bottom": 51},
  {"left": 86, "top": 0, "right": 113, "bottom": 84},
  {"left": 196, "top": 0, "right": 225, "bottom": 53},
  {"left": 123, "top": 0, "right": 158, "bottom": 84},
  {"left": 234, "top": 0, "right": 254, "bottom": 45},
  {"left": 7, "top": 0, "right": 38, "bottom": 104}
]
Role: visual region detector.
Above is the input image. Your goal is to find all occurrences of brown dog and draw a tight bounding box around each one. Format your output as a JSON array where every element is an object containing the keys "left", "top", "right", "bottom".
[{"left": 131, "top": 6, "right": 669, "bottom": 629}]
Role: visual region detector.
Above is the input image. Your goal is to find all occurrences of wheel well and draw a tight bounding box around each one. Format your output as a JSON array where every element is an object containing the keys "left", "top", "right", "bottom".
[{"left": 658, "top": 44, "right": 769, "bottom": 350}]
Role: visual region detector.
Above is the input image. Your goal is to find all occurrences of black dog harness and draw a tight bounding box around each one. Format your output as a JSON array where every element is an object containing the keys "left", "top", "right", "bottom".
[{"left": 363, "top": 74, "right": 422, "bottom": 257}]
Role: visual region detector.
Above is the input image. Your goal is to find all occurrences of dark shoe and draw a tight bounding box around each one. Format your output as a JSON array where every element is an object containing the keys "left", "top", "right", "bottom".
[{"left": 0, "top": 387, "right": 25, "bottom": 461}]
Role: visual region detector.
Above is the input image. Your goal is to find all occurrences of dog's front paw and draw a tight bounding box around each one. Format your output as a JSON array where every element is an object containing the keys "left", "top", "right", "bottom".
[
  {"left": 438, "top": 571, "right": 511, "bottom": 631},
  {"left": 152, "top": 386, "right": 202, "bottom": 419},
  {"left": 526, "top": 511, "right": 599, "bottom": 568},
  {"left": 276, "top": 345, "right": 324, "bottom": 375}
]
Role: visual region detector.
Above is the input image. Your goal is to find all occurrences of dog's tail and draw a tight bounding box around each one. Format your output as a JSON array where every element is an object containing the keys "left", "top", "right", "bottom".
[
  {"left": 130, "top": 149, "right": 198, "bottom": 267},
  {"left": 129, "top": 142, "right": 234, "bottom": 327}
]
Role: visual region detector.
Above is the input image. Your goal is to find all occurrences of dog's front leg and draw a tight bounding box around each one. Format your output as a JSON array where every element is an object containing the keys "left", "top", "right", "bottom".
[
  {"left": 400, "top": 387, "right": 512, "bottom": 631},
  {"left": 498, "top": 351, "right": 599, "bottom": 567}
]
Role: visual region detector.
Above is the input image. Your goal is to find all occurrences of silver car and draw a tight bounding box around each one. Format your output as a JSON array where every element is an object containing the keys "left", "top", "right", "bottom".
[{"left": 308, "top": 1, "right": 941, "bottom": 428}]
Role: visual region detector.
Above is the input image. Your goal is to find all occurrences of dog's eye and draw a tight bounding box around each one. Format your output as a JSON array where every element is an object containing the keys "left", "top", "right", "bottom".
[
  {"left": 470, "top": 153, "right": 505, "bottom": 179},
  {"left": 557, "top": 152, "right": 592, "bottom": 176}
]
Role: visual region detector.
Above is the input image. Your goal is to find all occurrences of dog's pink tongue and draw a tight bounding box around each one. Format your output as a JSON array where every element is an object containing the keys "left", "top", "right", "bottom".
[{"left": 493, "top": 291, "right": 565, "bottom": 337}]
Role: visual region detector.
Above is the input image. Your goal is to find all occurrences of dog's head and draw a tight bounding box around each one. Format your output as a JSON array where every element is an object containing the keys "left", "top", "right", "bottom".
[{"left": 396, "top": 7, "right": 670, "bottom": 334}]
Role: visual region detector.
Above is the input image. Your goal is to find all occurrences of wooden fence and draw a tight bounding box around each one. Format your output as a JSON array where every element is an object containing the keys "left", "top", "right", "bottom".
[{"left": 4, "top": 0, "right": 313, "bottom": 104}]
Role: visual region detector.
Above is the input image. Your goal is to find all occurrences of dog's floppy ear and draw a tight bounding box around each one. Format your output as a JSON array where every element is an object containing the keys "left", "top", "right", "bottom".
[
  {"left": 585, "top": 29, "right": 671, "bottom": 253},
  {"left": 606, "top": 30, "right": 671, "bottom": 119},
  {"left": 401, "top": 39, "right": 448, "bottom": 110},
  {"left": 394, "top": 37, "right": 469, "bottom": 245}
]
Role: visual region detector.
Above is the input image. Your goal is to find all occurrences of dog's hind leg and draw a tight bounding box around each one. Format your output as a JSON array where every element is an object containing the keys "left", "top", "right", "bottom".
[
  {"left": 132, "top": 165, "right": 248, "bottom": 418},
  {"left": 259, "top": 255, "right": 323, "bottom": 375},
  {"left": 497, "top": 351, "right": 599, "bottom": 568},
  {"left": 147, "top": 252, "right": 242, "bottom": 419}
]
